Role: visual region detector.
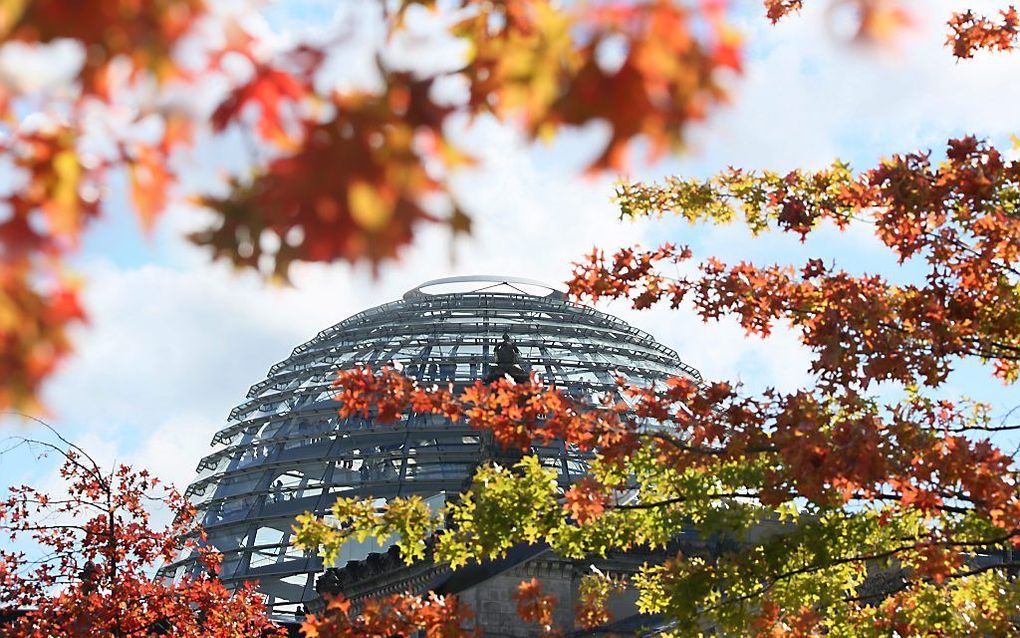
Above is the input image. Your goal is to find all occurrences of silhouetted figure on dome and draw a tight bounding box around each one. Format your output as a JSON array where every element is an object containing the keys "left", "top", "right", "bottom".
[
  {"left": 484, "top": 332, "right": 528, "bottom": 384},
  {"left": 79, "top": 561, "right": 98, "bottom": 593}
]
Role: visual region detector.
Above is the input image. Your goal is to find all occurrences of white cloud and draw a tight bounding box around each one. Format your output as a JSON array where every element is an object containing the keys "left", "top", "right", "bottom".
[
  {"left": 653, "top": 0, "right": 1020, "bottom": 177},
  {"left": 29, "top": 262, "right": 301, "bottom": 488}
]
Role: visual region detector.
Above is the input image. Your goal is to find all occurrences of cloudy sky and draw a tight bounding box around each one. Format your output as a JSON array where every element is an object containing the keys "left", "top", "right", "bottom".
[{"left": 4, "top": 0, "right": 1020, "bottom": 493}]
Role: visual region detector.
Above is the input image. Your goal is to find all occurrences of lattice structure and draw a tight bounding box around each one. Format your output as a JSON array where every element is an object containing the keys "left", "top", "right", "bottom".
[{"left": 159, "top": 276, "right": 700, "bottom": 619}]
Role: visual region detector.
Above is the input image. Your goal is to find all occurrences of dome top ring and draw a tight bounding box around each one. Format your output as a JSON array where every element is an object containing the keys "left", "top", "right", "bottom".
[{"left": 402, "top": 275, "right": 567, "bottom": 300}]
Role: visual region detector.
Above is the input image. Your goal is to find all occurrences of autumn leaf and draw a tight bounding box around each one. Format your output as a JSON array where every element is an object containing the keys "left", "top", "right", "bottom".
[
  {"left": 563, "top": 478, "right": 609, "bottom": 524},
  {"left": 128, "top": 145, "right": 173, "bottom": 232},
  {"left": 516, "top": 578, "right": 558, "bottom": 634},
  {"left": 211, "top": 65, "right": 311, "bottom": 148}
]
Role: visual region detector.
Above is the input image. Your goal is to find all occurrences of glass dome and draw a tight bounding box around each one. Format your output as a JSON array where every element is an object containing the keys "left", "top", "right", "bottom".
[{"left": 158, "top": 276, "right": 700, "bottom": 619}]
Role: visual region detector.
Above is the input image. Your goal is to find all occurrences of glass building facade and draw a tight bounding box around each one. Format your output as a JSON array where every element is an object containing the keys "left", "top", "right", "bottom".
[{"left": 159, "top": 276, "right": 700, "bottom": 619}]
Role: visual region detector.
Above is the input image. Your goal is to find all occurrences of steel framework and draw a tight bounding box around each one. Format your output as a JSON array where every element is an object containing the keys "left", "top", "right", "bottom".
[{"left": 158, "top": 276, "right": 700, "bottom": 619}]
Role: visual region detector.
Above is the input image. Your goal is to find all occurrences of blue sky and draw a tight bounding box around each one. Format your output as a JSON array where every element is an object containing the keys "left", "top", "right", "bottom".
[{"left": 3, "top": 0, "right": 1020, "bottom": 496}]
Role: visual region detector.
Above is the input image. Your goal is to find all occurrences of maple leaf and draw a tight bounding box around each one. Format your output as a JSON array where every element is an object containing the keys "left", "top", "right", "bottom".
[
  {"left": 128, "top": 145, "right": 173, "bottom": 232},
  {"left": 516, "top": 578, "right": 558, "bottom": 634},
  {"left": 563, "top": 478, "right": 609, "bottom": 524},
  {"left": 0, "top": 264, "right": 84, "bottom": 413},
  {"left": 212, "top": 65, "right": 311, "bottom": 148},
  {"left": 195, "top": 71, "right": 462, "bottom": 276}
]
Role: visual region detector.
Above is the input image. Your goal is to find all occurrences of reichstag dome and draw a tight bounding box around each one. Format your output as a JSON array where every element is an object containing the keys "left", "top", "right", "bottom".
[{"left": 159, "top": 275, "right": 700, "bottom": 620}]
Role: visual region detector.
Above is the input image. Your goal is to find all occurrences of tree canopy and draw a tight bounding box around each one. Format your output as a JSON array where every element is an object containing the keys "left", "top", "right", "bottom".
[{"left": 0, "top": 427, "right": 281, "bottom": 637}]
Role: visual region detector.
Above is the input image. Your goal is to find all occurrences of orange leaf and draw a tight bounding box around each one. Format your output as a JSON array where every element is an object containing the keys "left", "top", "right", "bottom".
[{"left": 129, "top": 146, "right": 172, "bottom": 232}]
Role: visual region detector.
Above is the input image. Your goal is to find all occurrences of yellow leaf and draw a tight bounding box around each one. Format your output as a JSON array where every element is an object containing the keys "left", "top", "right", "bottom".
[
  {"left": 47, "top": 149, "right": 81, "bottom": 239},
  {"left": 437, "top": 138, "right": 475, "bottom": 168},
  {"left": 0, "top": 0, "right": 26, "bottom": 39},
  {"left": 536, "top": 121, "right": 558, "bottom": 145},
  {"left": 348, "top": 181, "right": 393, "bottom": 232}
]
